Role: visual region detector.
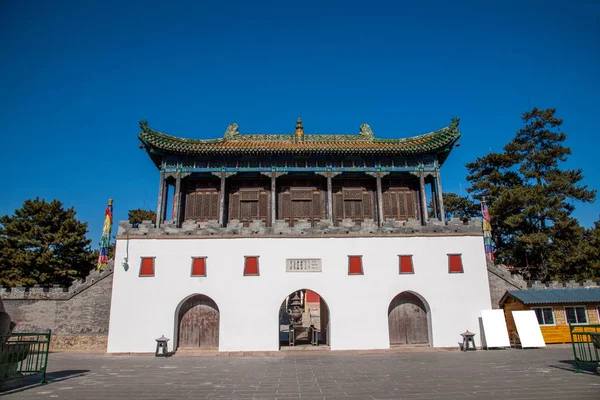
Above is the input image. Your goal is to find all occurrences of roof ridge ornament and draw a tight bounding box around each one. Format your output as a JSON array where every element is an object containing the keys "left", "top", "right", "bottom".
[
  {"left": 224, "top": 123, "right": 240, "bottom": 140},
  {"left": 359, "top": 123, "right": 374, "bottom": 139},
  {"left": 139, "top": 120, "right": 150, "bottom": 133},
  {"left": 295, "top": 118, "right": 304, "bottom": 142}
]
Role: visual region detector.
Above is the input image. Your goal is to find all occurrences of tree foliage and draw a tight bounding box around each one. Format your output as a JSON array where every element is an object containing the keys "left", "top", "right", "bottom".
[
  {"left": 128, "top": 209, "right": 156, "bottom": 226},
  {"left": 465, "top": 108, "right": 597, "bottom": 280},
  {"left": 440, "top": 193, "right": 479, "bottom": 223},
  {"left": 0, "top": 198, "right": 95, "bottom": 287}
]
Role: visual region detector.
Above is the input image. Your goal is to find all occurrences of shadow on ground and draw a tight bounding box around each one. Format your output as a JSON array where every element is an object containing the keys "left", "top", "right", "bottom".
[
  {"left": 548, "top": 359, "right": 599, "bottom": 375},
  {"left": 0, "top": 369, "right": 89, "bottom": 396}
]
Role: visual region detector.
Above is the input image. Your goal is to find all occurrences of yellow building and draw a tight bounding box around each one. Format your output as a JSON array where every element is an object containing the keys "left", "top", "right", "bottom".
[{"left": 500, "top": 288, "right": 600, "bottom": 344}]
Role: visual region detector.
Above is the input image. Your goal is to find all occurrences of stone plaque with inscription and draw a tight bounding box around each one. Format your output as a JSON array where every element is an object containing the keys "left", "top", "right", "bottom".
[{"left": 286, "top": 259, "right": 322, "bottom": 272}]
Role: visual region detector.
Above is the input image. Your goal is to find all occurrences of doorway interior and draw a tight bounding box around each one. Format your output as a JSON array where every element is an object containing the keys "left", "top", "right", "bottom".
[{"left": 279, "top": 289, "right": 330, "bottom": 349}]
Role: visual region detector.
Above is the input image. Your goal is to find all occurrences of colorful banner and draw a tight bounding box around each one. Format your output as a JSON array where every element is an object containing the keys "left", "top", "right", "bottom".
[
  {"left": 97, "top": 199, "right": 113, "bottom": 270},
  {"left": 481, "top": 198, "right": 495, "bottom": 261}
]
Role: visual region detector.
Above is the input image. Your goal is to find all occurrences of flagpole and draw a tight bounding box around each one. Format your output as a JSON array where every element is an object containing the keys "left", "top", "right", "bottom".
[
  {"left": 481, "top": 197, "right": 495, "bottom": 262},
  {"left": 97, "top": 199, "right": 114, "bottom": 270}
]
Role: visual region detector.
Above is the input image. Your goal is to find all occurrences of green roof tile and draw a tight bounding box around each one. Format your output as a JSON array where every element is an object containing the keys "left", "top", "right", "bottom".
[
  {"left": 138, "top": 119, "right": 461, "bottom": 159},
  {"left": 506, "top": 288, "right": 600, "bottom": 304}
]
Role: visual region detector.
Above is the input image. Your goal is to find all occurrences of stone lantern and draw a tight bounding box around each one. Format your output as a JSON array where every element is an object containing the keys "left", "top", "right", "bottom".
[
  {"left": 460, "top": 330, "right": 476, "bottom": 351},
  {"left": 155, "top": 335, "right": 170, "bottom": 357}
]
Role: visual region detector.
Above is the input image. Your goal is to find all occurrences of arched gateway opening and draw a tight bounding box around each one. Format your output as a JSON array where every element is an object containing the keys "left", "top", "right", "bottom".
[
  {"left": 176, "top": 294, "right": 219, "bottom": 350},
  {"left": 279, "top": 289, "right": 330, "bottom": 349},
  {"left": 388, "top": 291, "right": 430, "bottom": 345}
]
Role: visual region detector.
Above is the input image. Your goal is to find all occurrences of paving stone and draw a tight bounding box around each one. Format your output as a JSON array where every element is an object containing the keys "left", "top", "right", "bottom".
[{"left": 2, "top": 345, "right": 600, "bottom": 399}]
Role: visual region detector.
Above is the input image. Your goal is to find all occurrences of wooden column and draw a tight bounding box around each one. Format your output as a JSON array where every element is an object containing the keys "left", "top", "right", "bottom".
[
  {"left": 173, "top": 171, "right": 182, "bottom": 226},
  {"left": 419, "top": 171, "right": 428, "bottom": 225},
  {"left": 155, "top": 171, "right": 166, "bottom": 227},
  {"left": 431, "top": 181, "right": 438, "bottom": 219},
  {"left": 376, "top": 173, "right": 384, "bottom": 226},
  {"left": 271, "top": 172, "right": 277, "bottom": 227},
  {"left": 327, "top": 173, "right": 333, "bottom": 223},
  {"left": 219, "top": 172, "right": 226, "bottom": 227},
  {"left": 436, "top": 171, "right": 446, "bottom": 223}
]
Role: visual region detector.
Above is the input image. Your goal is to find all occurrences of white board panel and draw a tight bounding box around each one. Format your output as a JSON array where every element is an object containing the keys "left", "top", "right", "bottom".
[
  {"left": 481, "top": 309, "right": 511, "bottom": 348},
  {"left": 512, "top": 310, "right": 546, "bottom": 348}
]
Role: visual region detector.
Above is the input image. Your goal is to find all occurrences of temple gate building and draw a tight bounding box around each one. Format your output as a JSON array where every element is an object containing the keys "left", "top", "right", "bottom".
[{"left": 107, "top": 118, "right": 492, "bottom": 353}]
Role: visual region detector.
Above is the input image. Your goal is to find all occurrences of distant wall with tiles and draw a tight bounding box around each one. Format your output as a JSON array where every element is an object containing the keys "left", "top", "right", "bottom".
[{"left": 0, "top": 263, "right": 114, "bottom": 351}]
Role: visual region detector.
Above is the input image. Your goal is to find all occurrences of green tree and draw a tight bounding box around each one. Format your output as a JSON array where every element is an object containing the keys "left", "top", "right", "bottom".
[
  {"left": 581, "top": 221, "right": 600, "bottom": 279},
  {"left": 440, "top": 192, "right": 479, "bottom": 223},
  {"left": 128, "top": 209, "right": 157, "bottom": 226},
  {"left": 0, "top": 198, "right": 95, "bottom": 287},
  {"left": 465, "top": 108, "right": 596, "bottom": 280}
]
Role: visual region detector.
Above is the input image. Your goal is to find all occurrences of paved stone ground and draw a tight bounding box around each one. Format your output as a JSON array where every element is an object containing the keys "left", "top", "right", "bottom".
[{"left": 2, "top": 345, "right": 599, "bottom": 399}]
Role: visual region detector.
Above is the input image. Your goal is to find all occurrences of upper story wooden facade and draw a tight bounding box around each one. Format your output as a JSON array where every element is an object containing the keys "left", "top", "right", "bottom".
[{"left": 138, "top": 118, "right": 461, "bottom": 229}]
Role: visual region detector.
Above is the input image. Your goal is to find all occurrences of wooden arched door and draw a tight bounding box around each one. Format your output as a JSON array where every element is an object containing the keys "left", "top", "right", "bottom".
[
  {"left": 388, "top": 292, "right": 428, "bottom": 345},
  {"left": 178, "top": 295, "right": 219, "bottom": 349}
]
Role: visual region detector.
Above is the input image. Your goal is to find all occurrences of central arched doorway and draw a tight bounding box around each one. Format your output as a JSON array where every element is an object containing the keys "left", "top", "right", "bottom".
[
  {"left": 177, "top": 294, "right": 219, "bottom": 349},
  {"left": 279, "top": 289, "right": 330, "bottom": 349},
  {"left": 388, "top": 291, "right": 429, "bottom": 345}
]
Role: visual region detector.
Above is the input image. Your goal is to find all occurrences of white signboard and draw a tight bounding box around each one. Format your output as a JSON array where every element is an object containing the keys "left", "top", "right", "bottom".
[
  {"left": 512, "top": 310, "right": 546, "bottom": 348},
  {"left": 286, "top": 259, "right": 322, "bottom": 272},
  {"left": 481, "top": 309, "right": 511, "bottom": 348}
]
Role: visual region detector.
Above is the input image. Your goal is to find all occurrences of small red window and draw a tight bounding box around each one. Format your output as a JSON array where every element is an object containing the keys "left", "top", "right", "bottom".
[
  {"left": 399, "top": 255, "right": 414, "bottom": 274},
  {"left": 244, "top": 256, "right": 259, "bottom": 276},
  {"left": 448, "top": 254, "right": 464, "bottom": 273},
  {"left": 139, "top": 257, "right": 155, "bottom": 277},
  {"left": 348, "top": 256, "right": 363, "bottom": 275},
  {"left": 191, "top": 257, "right": 206, "bottom": 276}
]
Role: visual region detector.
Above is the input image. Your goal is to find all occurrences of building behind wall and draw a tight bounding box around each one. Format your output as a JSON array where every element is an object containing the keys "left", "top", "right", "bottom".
[{"left": 107, "top": 118, "right": 493, "bottom": 353}]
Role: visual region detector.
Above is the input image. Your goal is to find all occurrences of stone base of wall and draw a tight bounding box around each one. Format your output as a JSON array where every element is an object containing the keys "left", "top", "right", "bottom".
[{"left": 50, "top": 335, "right": 107, "bottom": 351}]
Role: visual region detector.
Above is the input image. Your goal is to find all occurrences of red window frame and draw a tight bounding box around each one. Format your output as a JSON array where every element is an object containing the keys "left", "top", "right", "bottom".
[
  {"left": 244, "top": 256, "right": 260, "bottom": 276},
  {"left": 348, "top": 255, "right": 363, "bottom": 275},
  {"left": 191, "top": 257, "right": 207, "bottom": 277},
  {"left": 399, "top": 255, "right": 414, "bottom": 274},
  {"left": 139, "top": 257, "right": 155, "bottom": 277},
  {"left": 448, "top": 254, "right": 464, "bottom": 273}
]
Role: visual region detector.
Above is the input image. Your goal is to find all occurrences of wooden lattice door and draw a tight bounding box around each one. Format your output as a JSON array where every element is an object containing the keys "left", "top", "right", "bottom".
[
  {"left": 178, "top": 295, "right": 219, "bottom": 349},
  {"left": 279, "top": 187, "right": 323, "bottom": 226},
  {"left": 388, "top": 292, "right": 428, "bottom": 345},
  {"left": 333, "top": 186, "right": 374, "bottom": 224},
  {"left": 229, "top": 188, "right": 269, "bottom": 226},
  {"left": 184, "top": 188, "right": 219, "bottom": 222},
  {"left": 382, "top": 188, "right": 419, "bottom": 221}
]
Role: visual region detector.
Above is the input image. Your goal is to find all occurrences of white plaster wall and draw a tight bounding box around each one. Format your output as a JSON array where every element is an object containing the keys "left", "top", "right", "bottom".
[{"left": 107, "top": 235, "right": 492, "bottom": 353}]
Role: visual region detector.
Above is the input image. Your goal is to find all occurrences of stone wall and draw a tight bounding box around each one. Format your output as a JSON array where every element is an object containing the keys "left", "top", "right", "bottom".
[
  {"left": 528, "top": 279, "right": 600, "bottom": 289},
  {"left": 1, "top": 262, "right": 113, "bottom": 351},
  {"left": 118, "top": 217, "right": 483, "bottom": 237},
  {"left": 487, "top": 262, "right": 527, "bottom": 308}
]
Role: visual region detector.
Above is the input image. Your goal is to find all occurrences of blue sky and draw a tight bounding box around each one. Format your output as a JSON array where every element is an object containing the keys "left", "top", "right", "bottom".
[{"left": 1, "top": 0, "right": 599, "bottom": 247}]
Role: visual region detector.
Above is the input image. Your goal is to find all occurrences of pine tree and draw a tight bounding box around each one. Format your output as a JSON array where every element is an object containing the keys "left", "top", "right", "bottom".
[
  {"left": 0, "top": 198, "right": 95, "bottom": 287},
  {"left": 128, "top": 209, "right": 157, "bottom": 226},
  {"left": 439, "top": 192, "right": 479, "bottom": 223},
  {"left": 466, "top": 108, "right": 596, "bottom": 280}
]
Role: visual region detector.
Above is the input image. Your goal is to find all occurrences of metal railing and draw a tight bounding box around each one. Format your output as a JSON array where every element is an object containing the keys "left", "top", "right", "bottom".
[
  {"left": 0, "top": 331, "right": 51, "bottom": 385},
  {"left": 569, "top": 324, "right": 600, "bottom": 374}
]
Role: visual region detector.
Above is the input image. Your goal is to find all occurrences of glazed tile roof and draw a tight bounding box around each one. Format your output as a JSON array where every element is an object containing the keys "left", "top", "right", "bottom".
[
  {"left": 506, "top": 288, "right": 600, "bottom": 305},
  {"left": 138, "top": 118, "right": 461, "bottom": 158}
]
